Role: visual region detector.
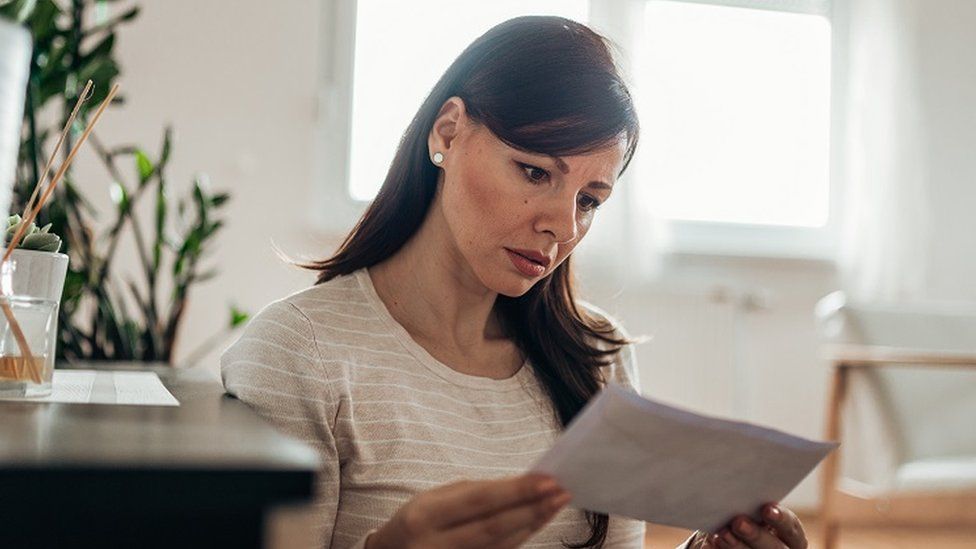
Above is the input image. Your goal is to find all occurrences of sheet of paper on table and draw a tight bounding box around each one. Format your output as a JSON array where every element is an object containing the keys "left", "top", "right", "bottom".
[
  {"left": 32, "top": 369, "right": 179, "bottom": 406},
  {"left": 531, "top": 384, "right": 837, "bottom": 533}
]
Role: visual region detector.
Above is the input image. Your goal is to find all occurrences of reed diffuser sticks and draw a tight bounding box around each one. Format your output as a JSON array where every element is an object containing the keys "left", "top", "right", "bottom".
[
  {"left": 18, "top": 80, "right": 93, "bottom": 224},
  {"left": 1, "top": 81, "right": 118, "bottom": 385}
]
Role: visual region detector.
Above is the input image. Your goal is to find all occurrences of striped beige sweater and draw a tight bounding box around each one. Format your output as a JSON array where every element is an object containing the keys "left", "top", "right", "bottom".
[{"left": 221, "top": 269, "right": 688, "bottom": 548}]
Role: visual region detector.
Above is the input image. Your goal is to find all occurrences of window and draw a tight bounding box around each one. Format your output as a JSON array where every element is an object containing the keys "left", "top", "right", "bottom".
[
  {"left": 637, "top": 0, "right": 832, "bottom": 228},
  {"left": 315, "top": 0, "right": 839, "bottom": 260},
  {"left": 628, "top": 0, "right": 836, "bottom": 258}
]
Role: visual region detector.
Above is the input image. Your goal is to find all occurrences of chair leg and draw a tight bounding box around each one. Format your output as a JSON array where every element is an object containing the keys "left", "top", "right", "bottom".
[
  {"left": 821, "top": 519, "right": 838, "bottom": 549},
  {"left": 820, "top": 364, "right": 848, "bottom": 549}
]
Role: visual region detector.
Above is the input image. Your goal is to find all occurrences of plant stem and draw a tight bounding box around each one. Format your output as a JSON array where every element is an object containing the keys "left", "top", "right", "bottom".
[
  {"left": 86, "top": 133, "right": 160, "bottom": 358},
  {"left": 88, "top": 133, "right": 155, "bottom": 283}
]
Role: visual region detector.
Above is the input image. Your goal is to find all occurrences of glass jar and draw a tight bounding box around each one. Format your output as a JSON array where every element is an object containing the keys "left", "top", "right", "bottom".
[{"left": 0, "top": 296, "right": 58, "bottom": 398}]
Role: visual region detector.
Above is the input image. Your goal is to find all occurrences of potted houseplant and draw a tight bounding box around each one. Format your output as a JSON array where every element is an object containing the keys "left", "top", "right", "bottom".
[
  {"left": 0, "top": 215, "right": 66, "bottom": 394},
  {"left": 0, "top": 0, "right": 248, "bottom": 365}
]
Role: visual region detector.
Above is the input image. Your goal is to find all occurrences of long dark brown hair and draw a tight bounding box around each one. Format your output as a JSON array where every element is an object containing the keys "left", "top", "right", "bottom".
[{"left": 304, "top": 16, "right": 639, "bottom": 548}]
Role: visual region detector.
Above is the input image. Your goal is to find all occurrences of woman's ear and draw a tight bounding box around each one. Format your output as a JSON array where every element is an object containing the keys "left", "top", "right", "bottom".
[{"left": 428, "top": 97, "right": 467, "bottom": 165}]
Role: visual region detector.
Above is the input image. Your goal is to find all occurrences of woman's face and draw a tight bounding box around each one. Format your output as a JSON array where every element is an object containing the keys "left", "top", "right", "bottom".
[{"left": 429, "top": 98, "right": 627, "bottom": 297}]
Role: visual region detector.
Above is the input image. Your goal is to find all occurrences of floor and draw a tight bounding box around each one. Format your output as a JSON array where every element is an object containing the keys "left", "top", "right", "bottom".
[
  {"left": 269, "top": 507, "right": 976, "bottom": 548},
  {"left": 644, "top": 514, "right": 976, "bottom": 548}
]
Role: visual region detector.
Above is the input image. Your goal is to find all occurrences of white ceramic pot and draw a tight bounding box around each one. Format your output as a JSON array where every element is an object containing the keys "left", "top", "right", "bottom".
[{"left": 1, "top": 248, "right": 69, "bottom": 302}]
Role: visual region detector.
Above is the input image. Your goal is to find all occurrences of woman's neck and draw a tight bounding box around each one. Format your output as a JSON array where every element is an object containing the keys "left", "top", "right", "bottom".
[{"left": 369, "top": 201, "right": 505, "bottom": 355}]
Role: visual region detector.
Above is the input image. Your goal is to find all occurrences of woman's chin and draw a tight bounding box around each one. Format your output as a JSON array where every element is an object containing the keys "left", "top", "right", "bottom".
[
  {"left": 489, "top": 273, "right": 541, "bottom": 298},
  {"left": 472, "top": 262, "right": 545, "bottom": 298}
]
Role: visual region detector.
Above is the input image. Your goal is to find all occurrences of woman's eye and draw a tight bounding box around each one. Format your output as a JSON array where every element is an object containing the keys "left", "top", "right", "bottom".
[
  {"left": 519, "top": 163, "right": 550, "bottom": 183},
  {"left": 577, "top": 194, "right": 602, "bottom": 212}
]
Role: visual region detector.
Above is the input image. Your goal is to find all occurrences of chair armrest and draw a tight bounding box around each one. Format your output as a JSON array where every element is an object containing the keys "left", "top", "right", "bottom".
[{"left": 823, "top": 344, "right": 976, "bottom": 369}]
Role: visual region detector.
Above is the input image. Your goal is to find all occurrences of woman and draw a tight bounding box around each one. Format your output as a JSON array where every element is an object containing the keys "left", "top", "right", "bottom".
[{"left": 222, "top": 16, "right": 809, "bottom": 549}]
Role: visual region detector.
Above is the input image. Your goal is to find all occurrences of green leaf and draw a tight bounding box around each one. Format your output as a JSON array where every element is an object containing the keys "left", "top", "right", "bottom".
[
  {"left": 83, "top": 32, "right": 114, "bottom": 63},
  {"left": 21, "top": 231, "right": 61, "bottom": 252},
  {"left": 160, "top": 126, "right": 173, "bottom": 166},
  {"left": 78, "top": 58, "right": 121, "bottom": 105},
  {"left": 81, "top": 5, "right": 139, "bottom": 39},
  {"left": 123, "top": 319, "right": 142, "bottom": 360},
  {"left": 5, "top": 214, "right": 62, "bottom": 251},
  {"left": 203, "top": 219, "right": 224, "bottom": 239},
  {"left": 61, "top": 268, "right": 86, "bottom": 307},
  {"left": 135, "top": 149, "right": 153, "bottom": 184},
  {"left": 154, "top": 176, "right": 167, "bottom": 271},
  {"left": 210, "top": 192, "right": 230, "bottom": 207},
  {"left": 229, "top": 306, "right": 249, "bottom": 328},
  {"left": 183, "top": 228, "right": 203, "bottom": 257},
  {"left": 27, "top": 0, "right": 59, "bottom": 43},
  {"left": 196, "top": 269, "right": 218, "bottom": 282},
  {"left": 0, "top": 0, "right": 38, "bottom": 23},
  {"left": 115, "top": 5, "right": 139, "bottom": 24},
  {"left": 37, "top": 68, "right": 69, "bottom": 107},
  {"left": 192, "top": 178, "right": 210, "bottom": 230}
]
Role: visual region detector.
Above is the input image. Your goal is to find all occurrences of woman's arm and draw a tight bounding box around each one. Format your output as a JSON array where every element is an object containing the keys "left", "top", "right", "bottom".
[{"left": 221, "top": 300, "right": 365, "bottom": 548}]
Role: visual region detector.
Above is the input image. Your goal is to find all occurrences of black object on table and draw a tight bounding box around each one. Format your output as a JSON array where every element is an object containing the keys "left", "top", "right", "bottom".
[{"left": 0, "top": 363, "right": 321, "bottom": 549}]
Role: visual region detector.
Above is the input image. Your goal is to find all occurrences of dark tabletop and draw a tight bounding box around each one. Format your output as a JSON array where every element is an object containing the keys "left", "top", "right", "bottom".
[{"left": 0, "top": 362, "right": 321, "bottom": 512}]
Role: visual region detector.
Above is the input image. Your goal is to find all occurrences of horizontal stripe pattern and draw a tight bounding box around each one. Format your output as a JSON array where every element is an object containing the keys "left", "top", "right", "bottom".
[{"left": 221, "top": 270, "right": 649, "bottom": 548}]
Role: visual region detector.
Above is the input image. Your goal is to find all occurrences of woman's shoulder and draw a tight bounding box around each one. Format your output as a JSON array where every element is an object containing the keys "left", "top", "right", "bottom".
[
  {"left": 233, "top": 270, "right": 376, "bottom": 339},
  {"left": 220, "top": 271, "right": 379, "bottom": 380},
  {"left": 271, "top": 269, "right": 390, "bottom": 335},
  {"left": 281, "top": 269, "right": 372, "bottom": 313},
  {"left": 225, "top": 269, "right": 398, "bottom": 370}
]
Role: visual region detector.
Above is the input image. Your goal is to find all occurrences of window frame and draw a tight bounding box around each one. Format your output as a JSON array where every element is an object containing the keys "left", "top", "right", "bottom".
[
  {"left": 310, "top": 0, "right": 845, "bottom": 262},
  {"left": 636, "top": 0, "right": 841, "bottom": 261},
  {"left": 310, "top": 0, "right": 362, "bottom": 234}
]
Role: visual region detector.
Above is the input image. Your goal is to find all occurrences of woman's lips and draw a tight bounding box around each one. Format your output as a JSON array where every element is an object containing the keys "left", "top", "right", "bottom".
[{"left": 505, "top": 248, "right": 547, "bottom": 278}]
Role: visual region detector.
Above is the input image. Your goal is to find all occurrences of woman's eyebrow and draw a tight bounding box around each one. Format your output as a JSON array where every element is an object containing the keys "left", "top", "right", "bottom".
[{"left": 548, "top": 156, "right": 614, "bottom": 189}]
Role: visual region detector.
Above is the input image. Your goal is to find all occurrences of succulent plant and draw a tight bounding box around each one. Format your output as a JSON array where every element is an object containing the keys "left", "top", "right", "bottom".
[{"left": 5, "top": 214, "right": 63, "bottom": 253}]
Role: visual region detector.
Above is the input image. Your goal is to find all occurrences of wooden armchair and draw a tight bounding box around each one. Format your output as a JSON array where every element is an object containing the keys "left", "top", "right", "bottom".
[{"left": 815, "top": 292, "right": 976, "bottom": 549}]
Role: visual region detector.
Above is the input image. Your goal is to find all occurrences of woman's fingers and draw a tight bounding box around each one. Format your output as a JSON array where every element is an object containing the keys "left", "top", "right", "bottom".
[
  {"left": 491, "top": 502, "right": 568, "bottom": 549},
  {"left": 439, "top": 489, "right": 572, "bottom": 548},
  {"left": 759, "top": 504, "right": 808, "bottom": 549},
  {"left": 707, "top": 501, "right": 808, "bottom": 549},
  {"left": 421, "top": 474, "right": 563, "bottom": 529},
  {"left": 714, "top": 516, "right": 787, "bottom": 549}
]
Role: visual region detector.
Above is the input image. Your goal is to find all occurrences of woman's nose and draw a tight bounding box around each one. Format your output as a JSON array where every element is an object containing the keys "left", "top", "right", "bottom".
[{"left": 535, "top": 195, "right": 578, "bottom": 244}]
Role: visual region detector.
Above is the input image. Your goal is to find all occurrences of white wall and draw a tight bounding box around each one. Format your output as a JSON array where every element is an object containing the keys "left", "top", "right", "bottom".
[
  {"left": 67, "top": 0, "right": 976, "bottom": 513},
  {"left": 914, "top": 2, "right": 976, "bottom": 300}
]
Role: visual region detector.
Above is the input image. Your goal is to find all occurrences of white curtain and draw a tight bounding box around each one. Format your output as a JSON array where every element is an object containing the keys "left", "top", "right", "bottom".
[{"left": 836, "top": 0, "right": 932, "bottom": 302}]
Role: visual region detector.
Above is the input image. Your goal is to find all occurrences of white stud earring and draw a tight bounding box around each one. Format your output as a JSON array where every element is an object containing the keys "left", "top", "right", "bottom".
[{"left": 432, "top": 151, "right": 444, "bottom": 164}]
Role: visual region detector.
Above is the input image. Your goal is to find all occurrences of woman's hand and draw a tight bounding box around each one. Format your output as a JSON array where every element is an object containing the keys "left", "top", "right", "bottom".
[
  {"left": 365, "top": 474, "right": 571, "bottom": 549},
  {"left": 691, "top": 502, "right": 808, "bottom": 549}
]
